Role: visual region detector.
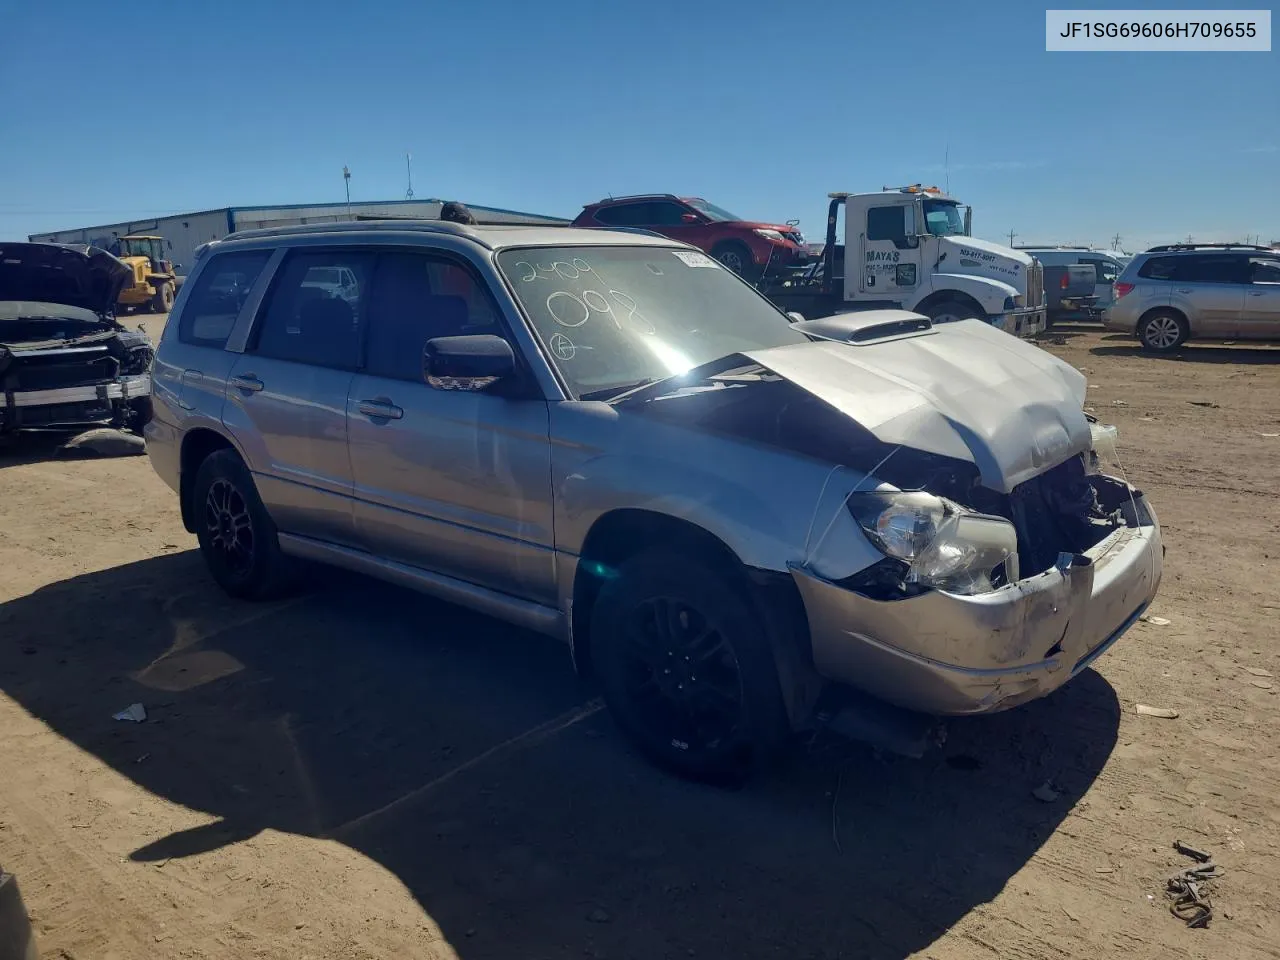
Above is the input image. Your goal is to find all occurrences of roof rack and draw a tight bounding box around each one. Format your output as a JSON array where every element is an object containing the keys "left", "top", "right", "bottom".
[
  {"left": 1145, "top": 242, "right": 1273, "bottom": 252},
  {"left": 593, "top": 193, "right": 682, "bottom": 204}
]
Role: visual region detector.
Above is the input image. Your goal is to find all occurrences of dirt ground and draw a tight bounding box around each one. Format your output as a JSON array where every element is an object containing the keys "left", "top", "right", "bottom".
[{"left": 2, "top": 317, "right": 1278, "bottom": 960}]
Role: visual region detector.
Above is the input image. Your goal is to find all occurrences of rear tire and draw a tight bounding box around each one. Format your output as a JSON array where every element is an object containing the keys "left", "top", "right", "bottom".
[
  {"left": 589, "top": 550, "right": 790, "bottom": 784},
  {"left": 192, "top": 449, "right": 294, "bottom": 600},
  {"left": 1137, "top": 310, "right": 1188, "bottom": 352},
  {"left": 924, "top": 298, "right": 986, "bottom": 324}
]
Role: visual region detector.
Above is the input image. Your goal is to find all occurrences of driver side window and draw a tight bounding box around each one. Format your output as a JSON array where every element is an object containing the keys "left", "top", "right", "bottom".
[
  {"left": 867, "top": 206, "right": 907, "bottom": 243},
  {"left": 362, "top": 251, "right": 508, "bottom": 383}
]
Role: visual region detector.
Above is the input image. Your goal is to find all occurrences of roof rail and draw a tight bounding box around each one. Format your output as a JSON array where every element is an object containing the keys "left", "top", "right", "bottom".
[
  {"left": 593, "top": 193, "right": 682, "bottom": 204},
  {"left": 1145, "top": 242, "right": 1273, "bottom": 252}
]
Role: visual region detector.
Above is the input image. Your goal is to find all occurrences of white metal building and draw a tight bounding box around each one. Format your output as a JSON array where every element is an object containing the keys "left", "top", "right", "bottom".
[{"left": 28, "top": 199, "right": 570, "bottom": 276}]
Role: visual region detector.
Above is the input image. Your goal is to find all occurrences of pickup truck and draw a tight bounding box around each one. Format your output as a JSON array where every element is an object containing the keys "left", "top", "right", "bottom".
[{"left": 1043, "top": 263, "right": 1099, "bottom": 328}]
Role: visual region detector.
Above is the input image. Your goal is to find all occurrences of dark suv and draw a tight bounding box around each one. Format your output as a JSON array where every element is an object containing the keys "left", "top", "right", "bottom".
[{"left": 571, "top": 194, "right": 811, "bottom": 280}]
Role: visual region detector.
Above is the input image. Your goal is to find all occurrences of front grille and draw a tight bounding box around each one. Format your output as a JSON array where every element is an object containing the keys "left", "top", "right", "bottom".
[
  {"left": 1027, "top": 260, "right": 1045, "bottom": 308},
  {"left": 6, "top": 351, "right": 117, "bottom": 391}
]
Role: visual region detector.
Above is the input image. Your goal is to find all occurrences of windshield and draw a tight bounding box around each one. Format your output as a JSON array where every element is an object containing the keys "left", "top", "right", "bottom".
[
  {"left": 686, "top": 199, "right": 741, "bottom": 222},
  {"left": 497, "top": 246, "right": 808, "bottom": 399},
  {"left": 922, "top": 200, "right": 967, "bottom": 237}
]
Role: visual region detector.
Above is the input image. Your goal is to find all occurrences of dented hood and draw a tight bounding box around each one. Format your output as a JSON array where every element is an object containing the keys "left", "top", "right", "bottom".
[{"left": 742, "top": 318, "right": 1090, "bottom": 493}]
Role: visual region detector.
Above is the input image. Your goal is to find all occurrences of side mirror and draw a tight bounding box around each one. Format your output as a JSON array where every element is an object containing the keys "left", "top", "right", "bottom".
[
  {"left": 423, "top": 334, "right": 515, "bottom": 391},
  {"left": 786, "top": 311, "right": 806, "bottom": 323},
  {"left": 680, "top": 212, "right": 700, "bottom": 223}
]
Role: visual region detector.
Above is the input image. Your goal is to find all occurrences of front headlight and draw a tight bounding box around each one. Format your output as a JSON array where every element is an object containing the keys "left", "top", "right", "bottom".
[
  {"left": 848, "top": 491, "right": 1019, "bottom": 595},
  {"left": 753, "top": 228, "right": 785, "bottom": 241}
]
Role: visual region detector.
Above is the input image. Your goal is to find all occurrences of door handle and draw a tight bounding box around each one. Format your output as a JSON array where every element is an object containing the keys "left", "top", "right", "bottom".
[
  {"left": 1248, "top": 291, "right": 1265, "bottom": 297},
  {"left": 1175, "top": 288, "right": 1193, "bottom": 294},
  {"left": 357, "top": 399, "right": 404, "bottom": 420},
  {"left": 230, "top": 374, "right": 264, "bottom": 393}
]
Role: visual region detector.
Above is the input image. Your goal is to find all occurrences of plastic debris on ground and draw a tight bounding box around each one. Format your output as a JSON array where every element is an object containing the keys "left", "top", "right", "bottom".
[
  {"left": 112, "top": 703, "right": 147, "bottom": 723},
  {"left": 1141, "top": 615, "right": 1171, "bottom": 626},
  {"left": 58, "top": 428, "right": 146, "bottom": 458},
  {"left": 1135, "top": 704, "right": 1179, "bottom": 719}
]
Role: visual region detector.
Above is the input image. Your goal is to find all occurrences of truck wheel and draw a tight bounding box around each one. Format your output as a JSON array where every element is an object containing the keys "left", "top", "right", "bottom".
[
  {"left": 924, "top": 298, "right": 986, "bottom": 324},
  {"left": 152, "top": 281, "right": 175, "bottom": 313},
  {"left": 192, "top": 450, "right": 294, "bottom": 600},
  {"left": 713, "top": 243, "right": 760, "bottom": 281},
  {"left": 1137, "top": 310, "right": 1188, "bottom": 352},
  {"left": 589, "top": 549, "right": 790, "bottom": 784}
]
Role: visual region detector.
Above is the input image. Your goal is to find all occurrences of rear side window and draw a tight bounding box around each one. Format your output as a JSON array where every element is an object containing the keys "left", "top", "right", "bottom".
[
  {"left": 593, "top": 203, "right": 650, "bottom": 227},
  {"left": 178, "top": 251, "right": 271, "bottom": 348},
  {"left": 251, "top": 250, "right": 375, "bottom": 369},
  {"left": 1170, "top": 255, "right": 1247, "bottom": 284}
]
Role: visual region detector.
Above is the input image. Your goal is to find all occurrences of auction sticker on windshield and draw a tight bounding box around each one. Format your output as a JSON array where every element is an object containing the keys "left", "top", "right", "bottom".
[{"left": 672, "top": 251, "right": 720, "bottom": 268}]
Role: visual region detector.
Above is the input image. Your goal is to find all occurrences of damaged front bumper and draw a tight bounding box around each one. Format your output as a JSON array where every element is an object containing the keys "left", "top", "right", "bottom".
[
  {"left": 2, "top": 374, "right": 151, "bottom": 432},
  {"left": 792, "top": 488, "right": 1162, "bottom": 716}
]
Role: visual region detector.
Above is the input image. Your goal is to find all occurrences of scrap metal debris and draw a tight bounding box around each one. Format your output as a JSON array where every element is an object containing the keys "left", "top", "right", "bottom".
[
  {"left": 1166, "top": 841, "right": 1223, "bottom": 929},
  {"left": 1135, "top": 704, "right": 1179, "bottom": 719},
  {"left": 1141, "top": 615, "right": 1171, "bottom": 626},
  {"left": 58, "top": 428, "right": 146, "bottom": 458}
]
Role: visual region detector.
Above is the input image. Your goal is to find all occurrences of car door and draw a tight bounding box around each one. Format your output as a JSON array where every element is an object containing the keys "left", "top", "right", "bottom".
[
  {"left": 861, "top": 202, "right": 922, "bottom": 298},
  {"left": 1240, "top": 256, "right": 1280, "bottom": 340},
  {"left": 346, "top": 249, "right": 557, "bottom": 605},
  {"left": 220, "top": 247, "right": 375, "bottom": 548},
  {"left": 1168, "top": 254, "right": 1247, "bottom": 337}
]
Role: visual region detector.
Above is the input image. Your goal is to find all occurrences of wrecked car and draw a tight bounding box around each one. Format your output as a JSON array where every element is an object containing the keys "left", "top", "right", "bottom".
[
  {"left": 0, "top": 242, "right": 153, "bottom": 437},
  {"left": 145, "top": 224, "right": 1162, "bottom": 782}
]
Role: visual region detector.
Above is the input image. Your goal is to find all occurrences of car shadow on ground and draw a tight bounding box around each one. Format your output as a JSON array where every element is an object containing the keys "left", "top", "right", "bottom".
[
  {"left": 1090, "top": 343, "right": 1280, "bottom": 365},
  {"left": 1, "top": 552, "right": 1121, "bottom": 960}
]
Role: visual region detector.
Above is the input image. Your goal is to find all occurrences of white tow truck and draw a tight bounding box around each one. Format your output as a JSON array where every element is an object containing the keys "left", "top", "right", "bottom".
[{"left": 763, "top": 185, "right": 1047, "bottom": 337}]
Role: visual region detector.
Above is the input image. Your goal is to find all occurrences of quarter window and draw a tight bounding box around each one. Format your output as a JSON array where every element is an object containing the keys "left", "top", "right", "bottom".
[
  {"left": 1250, "top": 257, "right": 1280, "bottom": 283},
  {"left": 178, "top": 250, "right": 271, "bottom": 348},
  {"left": 252, "top": 250, "right": 374, "bottom": 369}
]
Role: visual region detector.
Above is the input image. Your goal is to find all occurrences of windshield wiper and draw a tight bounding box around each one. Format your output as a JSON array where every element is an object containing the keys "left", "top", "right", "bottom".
[{"left": 578, "top": 377, "right": 664, "bottom": 402}]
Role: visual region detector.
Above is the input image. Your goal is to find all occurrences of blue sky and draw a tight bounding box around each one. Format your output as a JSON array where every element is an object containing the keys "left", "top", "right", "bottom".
[{"left": 2, "top": 0, "right": 1276, "bottom": 252}]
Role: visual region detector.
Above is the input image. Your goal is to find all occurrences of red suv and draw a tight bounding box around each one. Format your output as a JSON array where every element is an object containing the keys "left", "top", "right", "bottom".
[{"left": 571, "top": 194, "right": 811, "bottom": 280}]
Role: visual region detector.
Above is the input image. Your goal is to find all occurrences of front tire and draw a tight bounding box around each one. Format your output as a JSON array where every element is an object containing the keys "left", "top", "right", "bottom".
[
  {"left": 712, "top": 243, "right": 760, "bottom": 282},
  {"left": 1137, "top": 310, "right": 1188, "bottom": 352},
  {"left": 152, "top": 281, "right": 175, "bottom": 313},
  {"left": 589, "top": 550, "right": 790, "bottom": 784},
  {"left": 192, "top": 449, "right": 294, "bottom": 600},
  {"left": 924, "top": 298, "right": 986, "bottom": 324}
]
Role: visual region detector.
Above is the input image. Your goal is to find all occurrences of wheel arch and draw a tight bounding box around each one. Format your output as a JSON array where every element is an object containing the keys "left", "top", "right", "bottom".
[
  {"left": 178, "top": 428, "right": 238, "bottom": 532},
  {"left": 569, "top": 508, "right": 819, "bottom": 727},
  {"left": 913, "top": 289, "right": 987, "bottom": 320}
]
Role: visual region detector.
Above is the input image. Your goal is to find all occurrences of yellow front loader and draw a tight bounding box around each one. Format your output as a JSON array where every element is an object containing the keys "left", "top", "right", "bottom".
[{"left": 111, "top": 235, "right": 178, "bottom": 313}]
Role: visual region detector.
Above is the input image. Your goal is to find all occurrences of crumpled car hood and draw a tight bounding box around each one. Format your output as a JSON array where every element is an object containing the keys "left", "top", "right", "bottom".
[
  {"left": 742, "top": 318, "right": 1090, "bottom": 493},
  {"left": 0, "top": 242, "right": 131, "bottom": 317}
]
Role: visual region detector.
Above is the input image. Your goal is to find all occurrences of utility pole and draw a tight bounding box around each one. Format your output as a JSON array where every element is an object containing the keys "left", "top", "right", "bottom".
[
  {"left": 1008, "top": 228, "right": 1017, "bottom": 246},
  {"left": 1111, "top": 232, "right": 1122, "bottom": 251},
  {"left": 1185, "top": 233, "right": 1194, "bottom": 244},
  {"left": 343, "top": 166, "right": 352, "bottom": 219},
  {"left": 405, "top": 153, "right": 415, "bottom": 201}
]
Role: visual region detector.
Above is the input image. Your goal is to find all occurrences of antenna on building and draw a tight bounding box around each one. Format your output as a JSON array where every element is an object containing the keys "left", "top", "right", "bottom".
[
  {"left": 343, "top": 166, "right": 352, "bottom": 219},
  {"left": 405, "top": 153, "right": 415, "bottom": 201}
]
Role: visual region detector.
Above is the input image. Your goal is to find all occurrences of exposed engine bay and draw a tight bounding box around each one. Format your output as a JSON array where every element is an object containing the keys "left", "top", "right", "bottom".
[{"left": 624, "top": 361, "right": 1136, "bottom": 592}]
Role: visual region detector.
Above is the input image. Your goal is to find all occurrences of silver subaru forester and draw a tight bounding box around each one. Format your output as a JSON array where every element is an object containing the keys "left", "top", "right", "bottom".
[{"left": 146, "top": 220, "right": 1163, "bottom": 780}]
